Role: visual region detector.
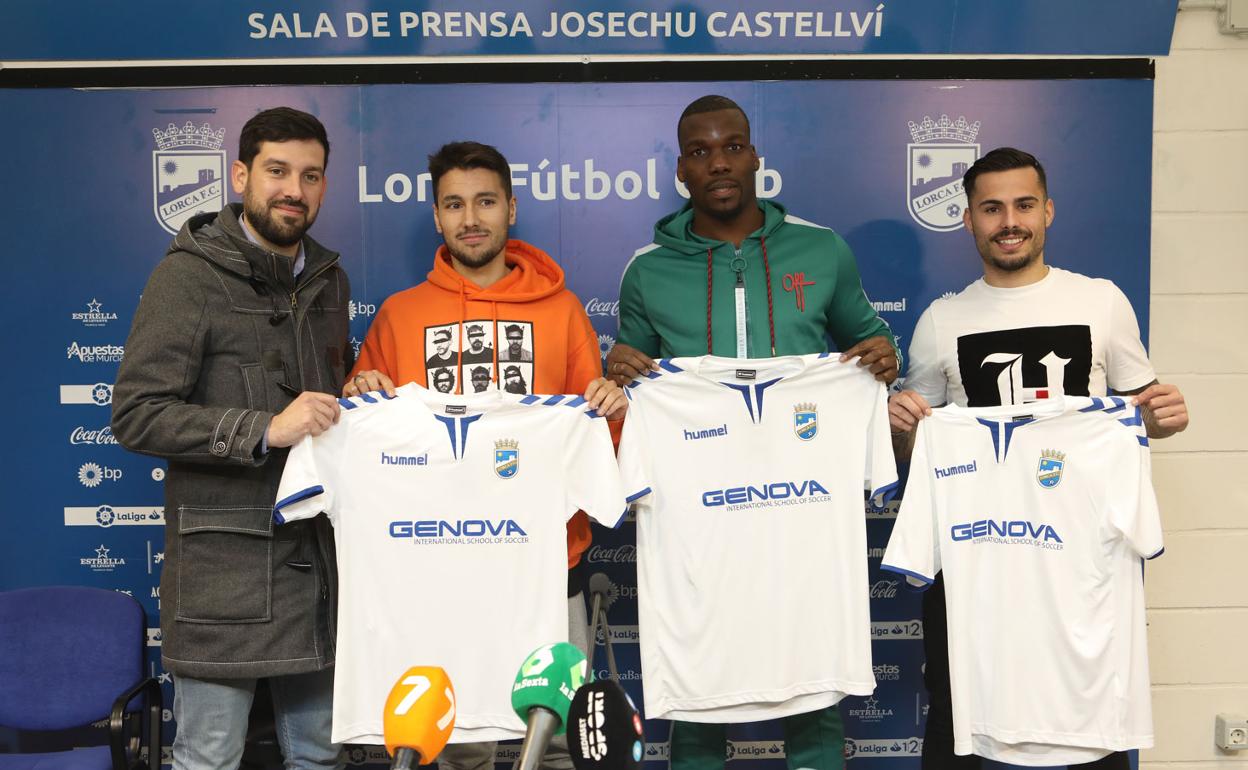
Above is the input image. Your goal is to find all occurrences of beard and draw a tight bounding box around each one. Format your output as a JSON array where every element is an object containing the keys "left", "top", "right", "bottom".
[
  {"left": 977, "top": 227, "right": 1044, "bottom": 273},
  {"left": 243, "top": 188, "right": 313, "bottom": 248},
  {"left": 504, "top": 378, "right": 526, "bottom": 394},
  {"left": 445, "top": 227, "right": 508, "bottom": 269}
]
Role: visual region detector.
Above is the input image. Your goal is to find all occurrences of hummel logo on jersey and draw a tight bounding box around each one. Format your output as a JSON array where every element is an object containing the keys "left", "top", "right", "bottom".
[
  {"left": 950, "top": 519, "right": 1064, "bottom": 549},
  {"left": 380, "top": 451, "right": 428, "bottom": 467},
  {"left": 683, "top": 424, "right": 728, "bottom": 441},
  {"left": 734, "top": 369, "right": 756, "bottom": 380},
  {"left": 702, "top": 479, "right": 830, "bottom": 508},
  {"left": 934, "top": 460, "right": 978, "bottom": 479},
  {"left": 1037, "top": 449, "right": 1065, "bottom": 489}
]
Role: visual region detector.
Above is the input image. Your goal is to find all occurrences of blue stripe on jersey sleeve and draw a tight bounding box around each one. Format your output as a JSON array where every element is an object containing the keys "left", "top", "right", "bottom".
[
  {"left": 1137, "top": 434, "right": 1150, "bottom": 447},
  {"left": 1078, "top": 397, "right": 1106, "bottom": 413},
  {"left": 379, "top": 390, "right": 395, "bottom": 400},
  {"left": 658, "top": 359, "right": 684, "bottom": 373},
  {"left": 520, "top": 395, "right": 541, "bottom": 405},
  {"left": 626, "top": 487, "right": 652, "bottom": 504},
  {"left": 871, "top": 481, "right": 900, "bottom": 504},
  {"left": 273, "top": 485, "right": 325, "bottom": 523},
  {"left": 338, "top": 398, "right": 357, "bottom": 409},
  {"left": 564, "top": 395, "right": 587, "bottom": 409},
  {"left": 880, "top": 564, "right": 934, "bottom": 591},
  {"left": 359, "top": 392, "right": 376, "bottom": 403},
  {"left": 543, "top": 395, "right": 565, "bottom": 406}
]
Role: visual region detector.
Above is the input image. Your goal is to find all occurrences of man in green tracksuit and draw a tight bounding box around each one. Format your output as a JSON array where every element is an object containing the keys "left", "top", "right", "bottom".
[{"left": 606, "top": 95, "right": 899, "bottom": 770}]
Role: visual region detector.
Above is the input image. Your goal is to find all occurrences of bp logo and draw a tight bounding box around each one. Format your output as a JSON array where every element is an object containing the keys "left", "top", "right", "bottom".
[
  {"left": 1037, "top": 449, "right": 1065, "bottom": 489},
  {"left": 152, "top": 120, "right": 227, "bottom": 235},
  {"left": 907, "top": 114, "right": 981, "bottom": 232},
  {"left": 494, "top": 438, "right": 519, "bottom": 479},
  {"left": 793, "top": 402, "right": 818, "bottom": 441}
]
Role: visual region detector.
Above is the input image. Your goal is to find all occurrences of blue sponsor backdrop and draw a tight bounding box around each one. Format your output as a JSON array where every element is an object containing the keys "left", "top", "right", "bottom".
[
  {"left": 0, "top": 78, "right": 1152, "bottom": 767},
  {"left": 0, "top": 1, "right": 1178, "bottom": 60}
]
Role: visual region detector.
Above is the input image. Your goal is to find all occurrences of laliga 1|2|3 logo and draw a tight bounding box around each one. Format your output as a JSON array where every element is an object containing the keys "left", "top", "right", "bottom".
[
  {"left": 907, "top": 114, "right": 981, "bottom": 232},
  {"left": 152, "top": 120, "right": 226, "bottom": 235}
]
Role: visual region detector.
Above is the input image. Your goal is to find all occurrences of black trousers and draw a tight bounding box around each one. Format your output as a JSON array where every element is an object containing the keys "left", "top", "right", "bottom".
[{"left": 921, "top": 575, "right": 1130, "bottom": 770}]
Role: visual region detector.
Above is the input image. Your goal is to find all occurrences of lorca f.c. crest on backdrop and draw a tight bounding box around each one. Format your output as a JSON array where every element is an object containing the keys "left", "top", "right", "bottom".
[
  {"left": 152, "top": 120, "right": 226, "bottom": 235},
  {"left": 907, "top": 114, "right": 980, "bottom": 232}
]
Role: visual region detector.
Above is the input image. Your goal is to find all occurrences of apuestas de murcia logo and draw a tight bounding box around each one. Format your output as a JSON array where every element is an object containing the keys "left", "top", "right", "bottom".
[
  {"left": 71, "top": 298, "right": 119, "bottom": 327},
  {"left": 70, "top": 425, "right": 118, "bottom": 445},
  {"left": 78, "top": 462, "right": 123, "bottom": 488},
  {"left": 873, "top": 663, "right": 902, "bottom": 681},
  {"left": 67, "top": 341, "right": 124, "bottom": 363},
  {"left": 153, "top": 120, "right": 227, "bottom": 235},
  {"left": 907, "top": 114, "right": 981, "bottom": 232},
  {"left": 80, "top": 544, "right": 126, "bottom": 572}
]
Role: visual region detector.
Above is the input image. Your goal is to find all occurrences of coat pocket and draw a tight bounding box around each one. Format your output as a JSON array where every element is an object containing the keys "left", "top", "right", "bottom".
[{"left": 175, "top": 505, "right": 273, "bottom": 623}]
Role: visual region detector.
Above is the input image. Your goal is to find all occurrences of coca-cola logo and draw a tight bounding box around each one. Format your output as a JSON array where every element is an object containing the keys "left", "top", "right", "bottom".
[
  {"left": 584, "top": 298, "right": 619, "bottom": 317},
  {"left": 870, "top": 579, "right": 899, "bottom": 599},
  {"left": 70, "top": 426, "right": 118, "bottom": 445},
  {"left": 586, "top": 544, "right": 636, "bottom": 563}
]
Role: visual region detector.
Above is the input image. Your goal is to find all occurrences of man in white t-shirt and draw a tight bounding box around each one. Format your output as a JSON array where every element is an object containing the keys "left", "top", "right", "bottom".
[{"left": 887, "top": 147, "right": 1188, "bottom": 770}]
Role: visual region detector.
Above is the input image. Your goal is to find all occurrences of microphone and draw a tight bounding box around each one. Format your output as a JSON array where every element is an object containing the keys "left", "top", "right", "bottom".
[
  {"left": 587, "top": 573, "right": 619, "bottom": 682},
  {"left": 383, "top": 666, "right": 457, "bottom": 770},
  {"left": 511, "top": 642, "right": 588, "bottom": 770},
  {"left": 566, "top": 679, "right": 644, "bottom": 770}
]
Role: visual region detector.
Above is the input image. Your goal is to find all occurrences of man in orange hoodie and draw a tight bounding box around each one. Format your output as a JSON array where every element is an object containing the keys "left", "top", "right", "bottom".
[{"left": 347, "top": 141, "right": 626, "bottom": 770}]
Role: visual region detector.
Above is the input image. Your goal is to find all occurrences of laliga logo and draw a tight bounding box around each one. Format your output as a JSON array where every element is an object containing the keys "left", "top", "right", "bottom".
[
  {"left": 907, "top": 114, "right": 981, "bottom": 232},
  {"left": 152, "top": 120, "right": 227, "bottom": 235}
]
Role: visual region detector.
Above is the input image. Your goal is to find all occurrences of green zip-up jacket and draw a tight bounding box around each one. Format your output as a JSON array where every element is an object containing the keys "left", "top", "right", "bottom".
[{"left": 618, "top": 200, "right": 898, "bottom": 362}]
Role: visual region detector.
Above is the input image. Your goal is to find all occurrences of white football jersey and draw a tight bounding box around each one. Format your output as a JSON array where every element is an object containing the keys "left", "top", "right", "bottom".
[
  {"left": 274, "top": 383, "right": 626, "bottom": 745},
  {"left": 618, "top": 354, "right": 897, "bottom": 722},
  {"left": 882, "top": 396, "right": 1161, "bottom": 765}
]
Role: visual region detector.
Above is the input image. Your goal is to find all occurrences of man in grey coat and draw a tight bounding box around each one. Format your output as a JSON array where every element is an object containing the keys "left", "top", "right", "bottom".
[{"left": 113, "top": 107, "right": 348, "bottom": 770}]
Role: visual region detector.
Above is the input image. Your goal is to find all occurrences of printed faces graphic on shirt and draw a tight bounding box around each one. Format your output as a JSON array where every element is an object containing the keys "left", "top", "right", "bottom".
[
  {"left": 424, "top": 321, "right": 536, "bottom": 394},
  {"left": 955, "top": 325, "right": 1093, "bottom": 407}
]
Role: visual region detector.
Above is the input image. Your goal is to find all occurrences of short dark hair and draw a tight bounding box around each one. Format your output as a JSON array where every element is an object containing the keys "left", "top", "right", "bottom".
[
  {"left": 238, "top": 107, "right": 330, "bottom": 169},
  {"left": 428, "top": 141, "right": 513, "bottom": 201},
  {"left": 677, "top": 95, "right": 751, "bottom": 146},
  {"left": 963, "top": 147, "right": 1047, "bottom": 202}
]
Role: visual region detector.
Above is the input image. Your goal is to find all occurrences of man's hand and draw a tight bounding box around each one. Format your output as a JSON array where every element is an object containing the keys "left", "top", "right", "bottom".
[
  {"left": 840, "top": 335, "right": 899, "bottom": 384},
  {"left": 344, "top": 369, "right": 397, "bottom": 398},
  {"left": 584, "top": 377, "right": 628, "bottom": 420},
  {"left": 888, "top": 390, "right": 932, "bottom": 435},
  {"left": 268, "top": 392, "right": 342, "bottom": 448},
  {"left": 1132, "top": 382, "right": 1189, "bottom": 438},
  {"left": 606, "top": 342, "right": 658, "bottom": 387}
]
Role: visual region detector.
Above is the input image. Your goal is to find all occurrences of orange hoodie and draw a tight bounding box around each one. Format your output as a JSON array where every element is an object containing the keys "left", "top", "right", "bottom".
[{"left": 352, "top": 239, "right": 603, "bottom": 568}]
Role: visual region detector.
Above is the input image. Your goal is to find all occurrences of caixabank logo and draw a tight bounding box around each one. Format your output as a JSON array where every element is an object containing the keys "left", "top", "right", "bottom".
[
  {"left": 907, "top": 114, "right": 981, "bottom": 232},
  {"left": 153, "top": 120, "right": 227, "bottom": 235}
]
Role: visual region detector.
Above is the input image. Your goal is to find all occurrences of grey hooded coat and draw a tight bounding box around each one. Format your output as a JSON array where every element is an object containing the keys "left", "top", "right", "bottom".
[{"left": 112, "top": 203, "right": 349, "bottom": 678}]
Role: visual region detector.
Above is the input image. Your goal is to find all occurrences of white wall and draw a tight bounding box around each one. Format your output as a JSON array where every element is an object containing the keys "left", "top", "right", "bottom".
[{"left": 1145, "top": 7, "right": 1248, "bottom": 768}]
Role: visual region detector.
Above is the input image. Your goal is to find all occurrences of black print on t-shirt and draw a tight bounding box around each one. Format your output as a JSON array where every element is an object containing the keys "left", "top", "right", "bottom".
[{"left": 956, "top": 325, "right": 1093, "bottom": 407}]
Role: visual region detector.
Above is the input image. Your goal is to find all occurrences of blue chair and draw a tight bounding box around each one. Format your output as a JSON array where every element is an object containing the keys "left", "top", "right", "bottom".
[{"left": 0, "top": 586, "right": 162, "bottom": 770}]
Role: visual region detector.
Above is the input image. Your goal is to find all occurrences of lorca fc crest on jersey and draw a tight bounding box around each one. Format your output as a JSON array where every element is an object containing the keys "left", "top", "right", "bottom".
[
  {"left": 794, "top": 403, "right": 818, "bottom": 441},
  {"left": 494, "top": 439, "right": 519, "bottom": 479},
  {"left": 1037, "top": 449, "right": 1065, "bottom": 489}
]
